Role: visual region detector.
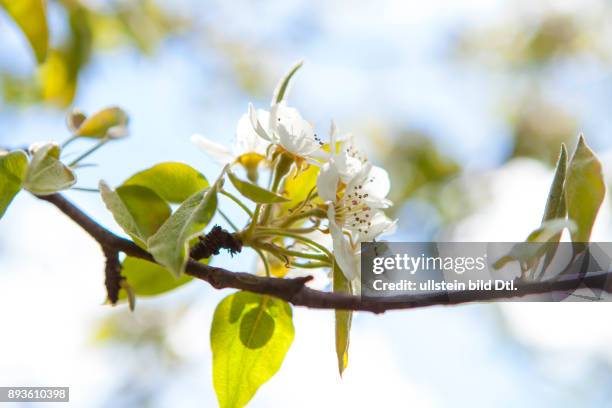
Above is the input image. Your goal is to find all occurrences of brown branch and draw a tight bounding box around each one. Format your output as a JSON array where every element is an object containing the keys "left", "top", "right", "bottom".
[
  {"left": 37, "top": 193, "right": 612, "bottom": 314},
  {"left": 103, "top": 247, "right": 122, "bottom": 305}
]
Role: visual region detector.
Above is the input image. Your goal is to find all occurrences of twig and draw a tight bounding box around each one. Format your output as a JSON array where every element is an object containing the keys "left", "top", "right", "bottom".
[{"left": 36, "top": 193, "right": 612, "bottom": 314}]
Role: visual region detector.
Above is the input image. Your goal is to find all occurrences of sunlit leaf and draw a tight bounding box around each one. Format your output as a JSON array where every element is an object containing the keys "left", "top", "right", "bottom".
[
  {"left": 100, "top": 181, "right": 171, "bottom": 247},
  {"left": 123, "top": 162, "right": 209, "bottom": 204},
  {"left": 541, "top": 144, "right": 568, "bottom": 223},
  {"left": 147, "top": 187, "right": 217, "bottom": 277},
  {"left": 0, "top": 150, "right": 28, "bottom": 219},
  {"left": 565, "top": 135, "right": 605, "bottom": 242},
  {"left": 74, "top": 106, "right": 129, "bottom": 138},
  {"left": 281, "top": 164, "right": 319, "bottom": 212},
  {"left": 493, "top": 218, "right": 577, "bottom": 269},
  {"left": 66, "top": 108, "right": 86, "bottom": 133},
  {"left": 333, "top": 262, "right": 352, "bottom": 376},
  {"left": 24, "top": 143, "right": 76, "bottom": 195},
  {"left": 227, "top": 170, "right": 289, "bottom": 204},
  {"left": 1, "top": 0, "right": 48, "bottom": 63},
  {"left": 271, "top": 60, "right": 303, "bottom": 105},
  {"left": 539, "top": 144, "right": 568, "bottom": 273},
  {"left": 211, "top": 291, "right": 294, "bottom": 408},
  {"left": 38, "top": 51, "right": 77, "bottom": 107},
  {"left": 119, "top": 257, "right": 193, "bottom": 298}
]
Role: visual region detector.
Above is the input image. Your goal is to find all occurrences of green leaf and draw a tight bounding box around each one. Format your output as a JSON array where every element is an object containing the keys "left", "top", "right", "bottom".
[
  {"left": 123, "top": 162, "right": 209, "bottom": 204},
  {"left": 538, "top": 144, "right": 568, "bottom": 274},
  {"left": 1, "top": 0, "right": 48, "bottom": 63},
  {"left": 211, "top": 292, "right": 294, "bottom": 408},
  {"left": 119, "top": 257, "right": 193, "bottom": 298},
  {"left": 100, "top": 181, "right": 171, "bottom": 247},
  {"left": 333, "top": 262, "right": 352, "bottom": 376},
  {"left": 542, "top": 144, "right": 568, "bottom": 223},
  {"left": 272, "top": 60, "right": 303, "bottom": 104},
  {"left": 565, "top": 135, "right": 605, "bottom": 242},
  {"left": 227, "top": 170, "right": 289, "bottom": 204},
  {"left": 0, "top": 150, "right": 28, "bottom": 219},
  {"left": 147, "top": 187, "right": 217, "bottom": 277},
  {"left": 74, "top": 106, "right": 128, "bottom": 138},
  {"left": 493, "top": 218, "right": 577, "bottom": 269},
  {"left": 24, "top": 143, "right": 76, "bottom": 195}
]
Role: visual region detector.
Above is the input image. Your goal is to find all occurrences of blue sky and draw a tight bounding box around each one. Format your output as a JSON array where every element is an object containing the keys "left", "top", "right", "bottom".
[{"left": 2, "top": 0, "right": 612, "bottom": 406}]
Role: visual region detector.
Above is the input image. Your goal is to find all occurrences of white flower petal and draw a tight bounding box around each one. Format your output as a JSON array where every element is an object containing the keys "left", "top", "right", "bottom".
[
  {"left": 329, "top": 120, "right": 338, "bottom": 154},
  {"left": 328, "top": 207, "right": 360, "bottom": 281},
  {"left": 365, "top": 165, "right": 391, "bottom": 199},
  {"left": 249, "top": 103, "right": 274, "bottom": 142},
  {"left": 356, "top": 212, "right": 397, "bottom": 242},
  {"left": 191, "top": 134, "right": 234, "bottom": 164},
  {"left": 235, "top": 113, "right": 269, "bottom": 156},
  {"left": 317, "top": 162, "right": 340, "bottom": 202}
]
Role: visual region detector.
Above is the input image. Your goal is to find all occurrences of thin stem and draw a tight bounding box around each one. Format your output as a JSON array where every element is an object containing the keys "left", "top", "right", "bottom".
[
  {"left": 218, "top": 209, "right": 239, "bottom": 232},
  {"left": 220, "top": 189, "right": 253, "bottom": 217},
  {"left": 260, "top": 153, "right": 293, "bottom": 225},
  {"left": 72, "top": 187, "right": 100, "bottom": 193},
  {"left": 61, "top": 135, "right": 78, "bottom": 149},
  {"left": 253, "top": 242, "right": 329, "bottom": 263},
  {"left": 291, "top": 261, "right": 330, "bottom": 269},
  {"left": 279, "top": 208, "right": 326, "bottom": 227},
  {"left": 249, "top": 204, "right": 263, "bottom": 233},
  {"left": 254, "top": 248, "right": 271, "bottom": 277},
  {"left": 258, "top": 226, "right": 321, "bottom": 235},
  {"left": 255, "top": 228, "right": 334, "bottom": 260},
  {"left": 68, "top": 138, "right": 110, "bottom": 167}
]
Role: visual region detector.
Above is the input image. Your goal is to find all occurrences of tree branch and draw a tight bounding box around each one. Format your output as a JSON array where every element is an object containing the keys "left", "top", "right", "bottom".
[{"left": 37, "top": 193, "right": 612, "bottom": 314}]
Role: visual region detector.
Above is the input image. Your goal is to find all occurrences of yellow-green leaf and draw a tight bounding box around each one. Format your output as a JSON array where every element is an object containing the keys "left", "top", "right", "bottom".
[
  {"left": 565, "top": 135, "right": 605, "bottom": 242},
  {"left": 281, "top": 165, "right": 319, "bottom": 212},
  {"left": 538, "top": 144, "right": 569, "bottom": 272},
  {"left": 123, "top": 162, "right": 209, "bottom": 204},
  {"left": 272, "top": 60, "right": 303, "bottom": 105},
  {"left": 333, "top": 262, "right": 352, "bottom": 376},
  {"left": 100, "top": 181, "right": 171, "bottom": 247},
  {"left": 542, "top": 144, "right": 568, "bottom": 223},
  {"left": 493, "top": 218, "right": 576, "bottom": 269},
  {"left": 211, "top": 292, "right": 294, "bottom": 408},
  {"left": 147, "top": 187, "right": 217, "bottom": 277},
  {"left": 227, "top": 170, "right": 289, "bottom": 204},
  {"left": 0, "top": 150, "right": 28, "bottom": 219},
  {"left": 74, "top": 106, "right": 128, "bottom": 138},
  {"left": 24, "top": 143, "right": 76, "bottom": 195},
  {"left": 1, "top": 0, "right": 48, "bottom": 63},
  {"left": 119, "top": 257, "right": 193, "bottom": 298}
]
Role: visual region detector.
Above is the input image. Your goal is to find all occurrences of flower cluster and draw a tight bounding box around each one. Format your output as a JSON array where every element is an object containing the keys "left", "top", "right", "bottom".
[{"left": 192, "top": 62, "right": 396, "bottom": 290}]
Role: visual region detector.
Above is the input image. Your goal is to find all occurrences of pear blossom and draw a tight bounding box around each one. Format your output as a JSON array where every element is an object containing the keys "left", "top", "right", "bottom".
[
  {"left": 249, "top": 102, "right": 327, "bottom": 162},
  {"left": 318, "top": 161, "right": 393, "bottom": 228},
  {"left": 192, "top": 110, "right": 270, "bottom": 180},
  {"left": 318, "top": 157, "right": 396, "bottom": 282},
  {"left": 327, "top": 126, "right": 369, "bottom": 182}
]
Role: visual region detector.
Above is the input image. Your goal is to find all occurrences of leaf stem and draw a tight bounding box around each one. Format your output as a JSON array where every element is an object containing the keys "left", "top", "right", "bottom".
[
  {"left": 258, "top": 229, "right": 333, "bottom": 260},
  {"left": 254, "top": 248, "right": 271, "bottom": 277},
  {"left": 68, "top": 138, "right": 110, "bottom": 167},
  {"left": 218, "top": 209, "right": 239, "bottom": 232},
  {"left": 61, "top": 135, "right": 78, "bottom": 149},
  {"left": 260, "top": 153, "right": 294, "bottom": 224},
  {"left": 220, "top": 189, "right": 253, "bottom": 217}
]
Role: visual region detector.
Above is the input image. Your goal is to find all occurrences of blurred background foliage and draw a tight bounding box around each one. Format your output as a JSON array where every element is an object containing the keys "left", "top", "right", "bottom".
[{"left": 0, "top": 0, "right": 272, "bottom": 107}]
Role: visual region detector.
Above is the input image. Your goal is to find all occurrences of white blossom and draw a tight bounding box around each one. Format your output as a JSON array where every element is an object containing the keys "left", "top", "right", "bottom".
[
  {"left": 192, "top": 111, "right": 270, "bottom": 167},
  {"left": 318, "top": 155, "right": 396, "bottom": 282},
  {"left": 249, "top": 102, "right": 326, "bottom": 162}
]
